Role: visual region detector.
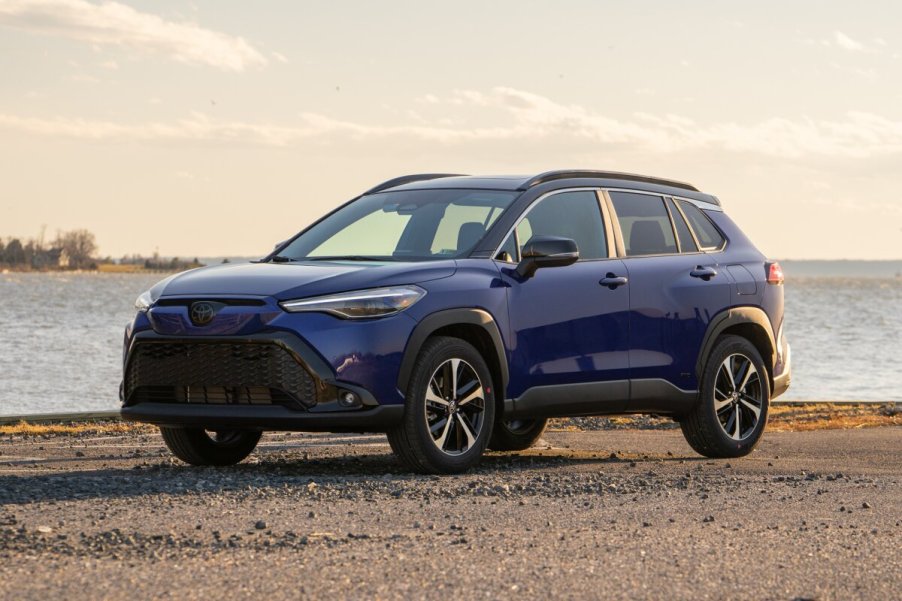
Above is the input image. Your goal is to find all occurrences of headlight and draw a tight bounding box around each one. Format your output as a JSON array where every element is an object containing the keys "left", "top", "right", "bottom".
[
  {"left": 134, "top": 290, "right": 153, "bottom": 313},
  {"left": 279, "top": 285, "right": 426, "bottom": 319}
]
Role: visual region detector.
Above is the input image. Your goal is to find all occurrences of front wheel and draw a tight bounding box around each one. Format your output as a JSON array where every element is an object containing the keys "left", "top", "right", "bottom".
[
  {"left": 387, "top": 336, "right": 496, "bottom": 474},
  {"left": 160, "top": 427, "right": 262, "bottom": 466},
  {"left": 680, "top": 335, "right": 770, "bottom": 458}
]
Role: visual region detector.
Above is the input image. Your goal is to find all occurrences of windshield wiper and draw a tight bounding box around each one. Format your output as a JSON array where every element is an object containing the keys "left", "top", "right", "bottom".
[
  {"left": 270, "top": 255, "right": 298, "bottom": 263},
  {"left": 304, "top": 255, "right": 393, "bottom": 262}
]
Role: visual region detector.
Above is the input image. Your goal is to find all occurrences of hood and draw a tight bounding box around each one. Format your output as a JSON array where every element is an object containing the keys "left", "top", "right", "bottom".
[{"left": 157, "top": 260, "right": 457, "bottom": 300}]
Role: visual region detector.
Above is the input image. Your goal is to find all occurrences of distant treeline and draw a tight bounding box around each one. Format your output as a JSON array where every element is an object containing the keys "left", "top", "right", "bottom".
[{"left": 1, "top": 229, "right": 203, "bottom": 272}]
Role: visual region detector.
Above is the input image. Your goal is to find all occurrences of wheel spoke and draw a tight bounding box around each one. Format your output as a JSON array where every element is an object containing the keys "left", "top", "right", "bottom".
[
  {"left": 425, "top": 382, "right": 449, "bottom": 407},
  {"left": 714, "top": 395, "right": 732, "bottom": 412},
  {"left": 429, "top": 416, "right": 448, "bottom": 434},
  {"left": 733, "top": 405, "right": 741, "bottom": 438},
  {"left": 720, "top": 360, "right": 736, "bottom": 392},
  {"left": 458, "top": 385, "right": 483, "bottom": 406},
  {"left": 456, "top": 413, "right": 477, "bottom": 450},
  {"left": 737, "top": 362, "right": 757, "bottom": 393},
  {"left": 739, "top": 398, "right": 761, "bottom": 420},
  {"left": 724, "top": 409, "right": 736, "bottom": 437},
  {"left": 450, "top": 358, "right": 461, "bottom": 399},
  {"left": 434, "top": 417, "right": 453, "bottom": 450}
]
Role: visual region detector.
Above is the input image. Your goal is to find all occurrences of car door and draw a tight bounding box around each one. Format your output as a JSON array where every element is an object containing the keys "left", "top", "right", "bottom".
[
  {"left": 607, "top": 191, "right": 732, "bottom": 405},
  {"left": 497, "top": 189, "right": 631, "bottom": 414}
]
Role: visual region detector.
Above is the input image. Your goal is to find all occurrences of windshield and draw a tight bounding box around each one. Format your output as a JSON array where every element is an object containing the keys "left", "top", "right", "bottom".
[{"left": 276, "top": 189, "right": 518, "bottom": 261}]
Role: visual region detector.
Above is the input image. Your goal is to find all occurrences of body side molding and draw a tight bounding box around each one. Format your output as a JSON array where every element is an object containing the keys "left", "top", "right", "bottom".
[{"left": 503, "top": 378, "right": 698, "bottom": 419}]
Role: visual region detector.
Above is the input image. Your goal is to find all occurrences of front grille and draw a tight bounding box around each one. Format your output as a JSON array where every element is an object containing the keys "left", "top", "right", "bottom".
[
  {"left": 124, "top": 341, "right": 317, "bottom": 409},
  {"left": 128, "top": 385, "right": 298, "bottom": 407},
  {"left": 154, "top": 298, "right": 266, "bottom": 307}
]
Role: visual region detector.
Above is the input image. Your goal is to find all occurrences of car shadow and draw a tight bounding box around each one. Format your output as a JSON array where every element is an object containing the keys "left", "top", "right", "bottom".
[{"left": 0, "top": 447, "right": 699, "bottom": 505}]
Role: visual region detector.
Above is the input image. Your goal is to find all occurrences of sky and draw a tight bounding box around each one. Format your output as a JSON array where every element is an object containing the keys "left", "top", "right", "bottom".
[{"left": 1, "top": 0, "right": 901, "bottom": 260}]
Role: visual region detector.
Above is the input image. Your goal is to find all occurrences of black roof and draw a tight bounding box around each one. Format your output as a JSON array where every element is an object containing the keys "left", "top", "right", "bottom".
[{"left": 375, "top": 170, "right": 720, "bottom": 206}]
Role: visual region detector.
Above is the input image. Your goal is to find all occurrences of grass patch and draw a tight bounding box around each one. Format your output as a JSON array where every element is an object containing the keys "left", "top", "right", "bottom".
[
  {"left": 551, "top": 402, "right": 899, "bottom": 433},
  {"left": 767, "top": 402, "right": 900, "bottom": 432},
  {"left": 0, "top": 420, "right": 153, "bottom": 437}
]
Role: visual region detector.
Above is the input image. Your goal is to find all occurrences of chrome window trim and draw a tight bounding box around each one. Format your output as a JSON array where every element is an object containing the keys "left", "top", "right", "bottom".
[
  {"left": 491, "top": 186, "right": 726, "bottom": 262},
  {"left": 603, "top": 187, "right": 723, "bottom": 212}
]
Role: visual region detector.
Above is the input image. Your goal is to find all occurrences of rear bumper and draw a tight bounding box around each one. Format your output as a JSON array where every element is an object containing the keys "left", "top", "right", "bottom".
[
  {"left": 772, "top": 343, "right": 791, "bottom": 399},
  {"left": 121, "top": 403, "right": 404, "bottom": 432}
]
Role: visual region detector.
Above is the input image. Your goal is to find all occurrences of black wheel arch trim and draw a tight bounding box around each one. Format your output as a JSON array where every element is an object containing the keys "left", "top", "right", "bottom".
[
  {"left": 696, "top": 307, "right": 776, "bottom": 382},
  {"left": 397, "top": 308, "right": 509, "bottom": 398}
]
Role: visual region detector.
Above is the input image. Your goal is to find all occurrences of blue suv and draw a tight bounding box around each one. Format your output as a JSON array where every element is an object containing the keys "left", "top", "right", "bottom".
[{"left": 121, "top": 171, "right": 791, "bottom": 473}]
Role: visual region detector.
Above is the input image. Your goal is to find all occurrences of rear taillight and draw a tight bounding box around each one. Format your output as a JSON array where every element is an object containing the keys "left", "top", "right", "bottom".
[{"left": 766, "top": 261, "right": 784, "bottom": 285}]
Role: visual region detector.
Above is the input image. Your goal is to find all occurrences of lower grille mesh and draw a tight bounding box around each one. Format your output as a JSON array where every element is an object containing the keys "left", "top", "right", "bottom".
[{"left": 125, "top": 342, "right": 317, "bottom": 408}]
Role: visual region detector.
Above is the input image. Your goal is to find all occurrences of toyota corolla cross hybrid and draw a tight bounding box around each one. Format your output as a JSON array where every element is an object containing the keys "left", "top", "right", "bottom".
[{"left": 121, "top": 170, "right": 791, "bottom": 473}]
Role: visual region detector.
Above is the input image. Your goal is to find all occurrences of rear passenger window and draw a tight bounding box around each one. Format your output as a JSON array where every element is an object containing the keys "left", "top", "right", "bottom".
[
  {"left": 610, "top": 192, "right": 677, "bottom": 256},
  {"left": 678, "top": 200, "right": 725, "bottom": 250},
  {"left": 666, "top": 198, "right": 698, "bottom": 253}
]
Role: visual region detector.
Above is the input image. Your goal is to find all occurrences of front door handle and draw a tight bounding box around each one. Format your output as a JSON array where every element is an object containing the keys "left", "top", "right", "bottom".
[
  {"left": 600, "top": 273, "right": 628, "bottom": 289},
  {"left": 690, "top": 266, "right": 718, "bottom": 280}
]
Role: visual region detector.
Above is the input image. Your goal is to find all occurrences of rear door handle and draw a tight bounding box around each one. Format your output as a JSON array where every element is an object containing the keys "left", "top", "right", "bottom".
[
  {"left": 600, "top": 273, "right": 628, "bottom": 289},
  {"left": 690, "top": 266, "right": 718, "bottom": 280}
]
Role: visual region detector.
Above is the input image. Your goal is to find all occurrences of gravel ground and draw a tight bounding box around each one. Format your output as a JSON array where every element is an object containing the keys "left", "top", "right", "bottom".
[{"left": 0, "top": 425, "right": 900, "bottom": 600}]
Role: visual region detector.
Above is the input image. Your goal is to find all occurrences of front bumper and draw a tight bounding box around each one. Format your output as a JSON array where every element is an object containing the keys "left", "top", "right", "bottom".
[
  {"left": 120, "top": 330, "right": 401, "bottom": 432},
  {"left": 121, "top": 403, "right": 403, "bottom": 432}
]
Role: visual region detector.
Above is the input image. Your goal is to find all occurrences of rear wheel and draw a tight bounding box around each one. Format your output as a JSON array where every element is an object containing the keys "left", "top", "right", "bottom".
[
  {"left": 680, "top": 335, "right": 770, "bottom": 458},
  {"left": 387, "top": 336, "right": 495, "bottom": 474},
  {"left": 488, "top": 418, "right": 548, "bottom": 451},
  {"left": 160, "top": 427, "right": 261, "bottom": 466}
]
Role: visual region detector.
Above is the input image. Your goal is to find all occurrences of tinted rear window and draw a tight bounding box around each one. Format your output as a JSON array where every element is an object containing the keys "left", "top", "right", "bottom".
[{"left": 610, "top": 192, "right": 677, "bottom": 257}]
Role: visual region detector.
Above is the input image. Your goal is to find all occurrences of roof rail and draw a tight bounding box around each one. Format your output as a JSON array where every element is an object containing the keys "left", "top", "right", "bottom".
[
  {"left": 364, "top": 173, "right": 466, "bottom": 195},
  {"left": 519, "top": 170, "right": 699, "bottom": 192}
]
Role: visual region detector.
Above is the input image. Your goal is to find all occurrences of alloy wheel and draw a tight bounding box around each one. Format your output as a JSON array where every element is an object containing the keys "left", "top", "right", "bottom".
[
  {"left": 713, "top": 353, "right": 764, "bottom": 440},
  {"left": 423, "top": 358, "right": 486, "bottom": 455}
]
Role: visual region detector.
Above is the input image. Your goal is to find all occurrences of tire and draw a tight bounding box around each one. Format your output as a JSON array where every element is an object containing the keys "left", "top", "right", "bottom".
[
  {"left": 488, "top": 418, "right": 548, "bottom": 451},
  {"left": 681, "top": 335, "right": 770, "bottom": 458},
  {"left": 387, "top": 336, "right": 496, "bottom": 474},
  {"left": 160, "top": 427, "right": 262, "bottom": 466}
]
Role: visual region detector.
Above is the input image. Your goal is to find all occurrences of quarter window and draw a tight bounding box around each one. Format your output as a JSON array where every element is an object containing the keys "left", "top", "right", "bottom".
[
  {"left": 610, "top": 192, "right": 677, "bottom": 257},
  {"left": 678, "top": 200, "right": 725, "bottom": 250},
  {"left": 666, "top": 198, "right": 698, "bottom": 253}
]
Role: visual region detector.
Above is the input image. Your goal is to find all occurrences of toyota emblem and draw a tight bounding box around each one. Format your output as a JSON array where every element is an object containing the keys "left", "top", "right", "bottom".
[{"left": 189, "top": 301, "right": 217, "bottom": 326}]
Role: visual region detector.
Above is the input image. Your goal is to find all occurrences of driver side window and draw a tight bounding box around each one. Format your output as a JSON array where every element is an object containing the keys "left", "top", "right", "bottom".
[{"left": 496, "top": 190, "right": 607, "bottom": 262}]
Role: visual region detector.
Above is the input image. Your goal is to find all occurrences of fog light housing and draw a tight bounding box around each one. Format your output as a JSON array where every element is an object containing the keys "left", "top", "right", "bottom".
[{"left": 338, "top": 390, "right": 361, "bottom": 408}]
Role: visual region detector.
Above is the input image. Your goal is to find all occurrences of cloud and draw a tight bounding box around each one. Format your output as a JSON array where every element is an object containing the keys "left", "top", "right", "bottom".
[
  {"left": 834, "top": 31, "right": 865, "bottom": 51},
  {"left": 0, "top": 0, "right": 267, "bottom": 71},
  {"left": 2, "top": 87, "right": 902, "bottom": 159}
]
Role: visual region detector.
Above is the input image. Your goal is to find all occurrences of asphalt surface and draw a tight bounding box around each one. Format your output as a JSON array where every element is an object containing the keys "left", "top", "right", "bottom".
[{"left": 1, "top": 425, "right": 899, "bottom": 600}]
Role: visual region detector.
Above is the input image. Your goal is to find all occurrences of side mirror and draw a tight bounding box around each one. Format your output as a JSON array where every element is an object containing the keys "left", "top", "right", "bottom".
[{"left": 516, "top": 236, "right": 579, "bottom": 279}]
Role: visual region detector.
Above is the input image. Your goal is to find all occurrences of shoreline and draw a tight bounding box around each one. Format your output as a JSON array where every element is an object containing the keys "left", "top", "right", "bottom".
[{"left": 1, "top": 401, "right": 897, "bottom": 436}]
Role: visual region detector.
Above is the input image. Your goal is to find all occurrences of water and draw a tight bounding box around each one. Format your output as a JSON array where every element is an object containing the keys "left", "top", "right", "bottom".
[
  {"left": 0, "top": 269, "right": 899, "bottom": 416},
  {"left": 0, "top": 272, "right": 162, "bottom": 416}
]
